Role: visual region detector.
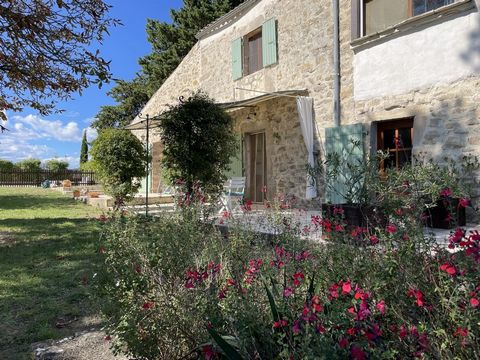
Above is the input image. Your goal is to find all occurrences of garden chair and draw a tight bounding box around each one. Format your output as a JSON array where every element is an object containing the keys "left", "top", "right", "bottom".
[{"left": 218, "top": 177, "right": 246, "bottom": 214}]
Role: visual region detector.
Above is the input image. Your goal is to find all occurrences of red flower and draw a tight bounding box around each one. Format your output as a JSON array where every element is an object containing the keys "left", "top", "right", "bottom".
[
  {"left": 334, "top": 224, "right": 344, "bottom": 232},
  {"left": 453, "top": 327, "right": 468, "bottom": 337},
  {"left": 104, "top": 335, "right": 112, "bottom": 341},
  {"left": 459, "top": 198, "right": 469, "bottom": 208},
  {"left": 440, "top": 187, "right": 453, "bottom": 197},
  {"left": 470, "top": 297, "right": 479, "bottom": 308},
  {"left": 351, "top": 345, "right": 367, "bottom": 360},
  {"left": 135, "top": 266, "right": 141, "bottom": 274},
  {"left": 338, "top": 337, "right": 349, "bottom": 348},
  {"left": 395, "top": 208, "right": 403, "bottom": 216},
  {"left": 142, "top": 301, "right": 154, "bottom": 310},
  {"left": 292, "top": 321, "right": 301, "bottom": 334},
  {"left": 333, "top": 207, "right": 344, "bottom": 215},
  {"left": 201, "top": 345, "right": 217, "bottom": 360},
  {"left": 369, "top": 235, "right": 379, "bottom": 245},
  {"left": 342, "top": 279, "right": 352, "bottom": 295},
  {"left": 399, "top": 325, "right": 408, "bottom": 339},
  {"left": 386, "top": 223, "right": 397, "bottom": 234},
  {"left": 407, "top": 288, "right": 425, "bottom": 307},
  {"left": 242, "top": 199, "right": 253, "bottom": 212},
  {"left": 311, "top": 295, "right": 323, "bottom": 313},
  {"left": 292, "top": 272, "right": 305, "bottom": 286},
  {"left": 440, "top": 262, "right": 456, "bottom": 276},
  {"left": 227, "top": 278, "right": 236, "bottom": 286},
  {"left": 376, "top": 300, "right": 386, "bottom": 315},
  {"left": 273, "top": 319, "right": 287, "bottom": 328}
]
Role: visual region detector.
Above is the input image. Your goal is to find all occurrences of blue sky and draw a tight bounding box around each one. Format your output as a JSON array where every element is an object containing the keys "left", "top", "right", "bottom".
[{"left": 0, "top": 0, "right": 183, "bottom": 168}]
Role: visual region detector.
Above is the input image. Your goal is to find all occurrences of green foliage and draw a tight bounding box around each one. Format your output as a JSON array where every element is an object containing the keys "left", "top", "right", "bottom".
[
  {"left": 0, "top": 0, "right": 119, "bottom": 118},
  {"left": 95, "top": 158, "right": 480, "bottom": 359},
  {"left": 16, "top": 158, "right": 41, "bottom": 171},
  {"left": 80, "top": 130, "right": 89, "bottom": 164},
  {"left": 159, "top": 91, "right": 237, "bottom": 194},
  {"left": 93, "top": 0, "right": 245, "bottom": 130},
  {"left": 0, "top": 159, "right": 14, "bottom": 171},
  {"left": 90, "top": 129, "right": 147, "bottom": 207},
  {"left": 79, "top": 160, "right": 95, "bottom": 172},
  {"left": 44, "top": 159, "right": 69, "bottom": 171}
]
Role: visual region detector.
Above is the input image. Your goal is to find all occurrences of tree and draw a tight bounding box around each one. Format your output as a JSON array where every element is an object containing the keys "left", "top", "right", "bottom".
[
  {"left": 0, "top": 159, "right": 14, "bottom": 171},
  {"left": 45, "top": 159, "right": 69, "bottom": 171},
  {"left": 159, "top": 91, "right": 237, "bottom": 194},
  {"left": 80, "top": 130, "right": 89, "bottom": 165},
  {"left": 0, "top": 0, "right": 119, "bottom": 119},
  {"left": 92, "top": 0, "right": 245, "bottom": 131},
  {"left": 91, "top": 129, "right": 147, "bottom": 208},
  {"left": 16, "top": 158, "right": 42, "bottom": 171}
]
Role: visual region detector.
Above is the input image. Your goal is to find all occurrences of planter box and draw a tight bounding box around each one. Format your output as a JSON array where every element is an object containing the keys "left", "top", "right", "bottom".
[
  {"left": 424, "top": 198, "right": 466, "bottom": 229},
  {"left": 322, "top": 203, "right": 386, "bottom": 229}
]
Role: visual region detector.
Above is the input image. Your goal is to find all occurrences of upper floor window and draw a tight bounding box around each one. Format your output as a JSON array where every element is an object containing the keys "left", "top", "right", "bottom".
[
  {"left": 231, "top": 18, "right": 277, "bottom": 80},
  {"left": 245, "top": 29, "right": 263, "bottom": 75},
  {"left": 364, "top": 0, "right": 455, "bottom": 36}
]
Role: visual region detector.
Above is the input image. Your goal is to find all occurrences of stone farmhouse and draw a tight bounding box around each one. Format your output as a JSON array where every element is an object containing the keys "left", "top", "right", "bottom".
[{"left": 131, "top": 0, "right": 480, "bottom": 206}]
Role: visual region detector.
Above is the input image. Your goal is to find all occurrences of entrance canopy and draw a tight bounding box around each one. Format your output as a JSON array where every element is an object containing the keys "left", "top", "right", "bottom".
[{"left": 219, "top": 89, "right": 307, "bottom": 111}]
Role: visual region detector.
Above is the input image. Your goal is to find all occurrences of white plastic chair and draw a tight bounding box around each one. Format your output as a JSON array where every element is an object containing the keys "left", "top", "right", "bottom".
[{"left": 218, "top": 177, "right": 246, "bottom": 214}]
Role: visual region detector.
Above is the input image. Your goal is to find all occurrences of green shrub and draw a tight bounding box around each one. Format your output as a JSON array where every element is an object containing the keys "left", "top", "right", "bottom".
[
  {"left": 159, "top": 91, "right": 237, "bottom": 195},
  {"left": 44, "top": 159, "right": 69, "bottom": 171},
  {"left": 91, "top": 129, "right": 147, "bottom": 207},
  {"left": 16, "top": 158, "right": 41, "bottom": 171}
]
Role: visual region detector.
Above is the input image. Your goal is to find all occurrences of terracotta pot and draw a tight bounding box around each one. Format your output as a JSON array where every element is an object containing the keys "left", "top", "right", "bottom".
[
  {"left": 88, "top": 191, "right": 100, "bottom": 198},
  {"left": 73, "top": 190, "right": 81, "bottom": 198},
  {"left": 62, "top": 179, "right": 72, "bottom": 188}
]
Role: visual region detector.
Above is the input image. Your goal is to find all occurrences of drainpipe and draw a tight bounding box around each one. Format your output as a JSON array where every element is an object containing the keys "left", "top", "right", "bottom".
[{"left": 333, "top": 0, "right": 340, "bottom": 127}]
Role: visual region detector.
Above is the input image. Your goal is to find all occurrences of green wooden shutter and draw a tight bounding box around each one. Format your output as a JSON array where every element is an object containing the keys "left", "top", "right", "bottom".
[
  {"left": 232, "top": 37, "right": 243, "bottom": 80},
  {"left": 262, "top": 18, "right": 277, "bottom": 67},
  {"left": 325, "top": 124, "right": 364, "bottom": 204},
  {"left": 224, "top": 134, "right": 243, "bottom": 178}
]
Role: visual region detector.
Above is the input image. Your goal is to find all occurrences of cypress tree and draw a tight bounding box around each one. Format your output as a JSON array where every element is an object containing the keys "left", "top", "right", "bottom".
[{"left": 80, "top": 130, "right": 89, "bottom": 165}]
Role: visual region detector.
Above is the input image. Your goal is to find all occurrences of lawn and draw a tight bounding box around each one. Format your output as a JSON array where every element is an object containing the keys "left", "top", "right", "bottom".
[{"left": 0, "top": 188, "right": 103, "bottom": 359}]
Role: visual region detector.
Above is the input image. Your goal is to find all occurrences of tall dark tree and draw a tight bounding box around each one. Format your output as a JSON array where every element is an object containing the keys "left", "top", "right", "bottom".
[
  {"left": 0, "top": 0, "right": 119, "bottom": 119},
  {"left": 80, "top": 129, "right": 89, "bottom": 165},
  {"left": 92, "top": 0, "right": 244, "bottom": 131}
]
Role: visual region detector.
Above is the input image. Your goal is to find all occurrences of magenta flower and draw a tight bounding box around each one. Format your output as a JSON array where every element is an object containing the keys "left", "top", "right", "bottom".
[
  {"left": 386, "top": 223, "right": 397, "bottom": 234},
  {"left": 283, "top": 287, "right": 293, "bottom": 297}
]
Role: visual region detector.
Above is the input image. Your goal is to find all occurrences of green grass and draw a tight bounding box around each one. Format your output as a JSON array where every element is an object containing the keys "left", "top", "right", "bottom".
[{"left": 0, "top": 188, "right": 103, "bottom": 359}]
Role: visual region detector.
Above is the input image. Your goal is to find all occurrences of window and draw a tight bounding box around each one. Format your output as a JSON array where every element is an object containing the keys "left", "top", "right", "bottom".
[
  {"left": 363, "top": 0, "right": 455, "bottom": 36},
  {"left": 377, "top": 118, "right": 414, "bottom": 171},
  {"left": 231, "top": 18, "right": 277, "bottom": 80},
  {"left": 244, "top": 29, "right": 263, "bottom": 75}
]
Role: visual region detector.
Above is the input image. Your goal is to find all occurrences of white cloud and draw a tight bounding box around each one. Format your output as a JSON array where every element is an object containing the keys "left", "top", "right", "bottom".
[{"left": 11, "top": 114, "right": 82, "bottom": 142}]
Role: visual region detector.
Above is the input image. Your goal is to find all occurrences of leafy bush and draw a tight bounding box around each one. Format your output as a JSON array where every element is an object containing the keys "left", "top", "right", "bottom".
[
  {"left": 0, "top": 159, "right": 14, "bottom": 172},
  {"left": 16, "top": 158, "right": 41, "bottom": 171},
  {"left": 159, "top": 91, "right": 237, "bottom": 195},
  {"left": 95, "top": 161, "right": 479, "bottom": 359},
  {"left": 44, "top": 159, "right": 69, "bottom": 171},
  {"left": 91, "top": 129, "right": 147, "bottom": 207}
]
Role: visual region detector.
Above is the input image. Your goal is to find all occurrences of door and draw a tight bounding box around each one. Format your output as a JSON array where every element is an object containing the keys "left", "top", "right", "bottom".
[{"left": 246, "top": 132, "right": 266, "bottom": 203}]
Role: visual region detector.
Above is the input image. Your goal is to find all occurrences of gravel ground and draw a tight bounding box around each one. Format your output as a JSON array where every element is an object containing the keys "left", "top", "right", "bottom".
[{"left": 32, "top": 330, "right": 128, "bottom": 360}]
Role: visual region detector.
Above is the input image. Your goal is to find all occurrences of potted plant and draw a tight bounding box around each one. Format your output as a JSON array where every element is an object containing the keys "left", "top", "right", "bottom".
[{"left": 314, "top": 140, "right": 387, "bottom": 230}]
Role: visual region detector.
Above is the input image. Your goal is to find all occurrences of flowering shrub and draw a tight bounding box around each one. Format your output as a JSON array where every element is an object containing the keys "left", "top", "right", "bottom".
[{"left": 94, "top": 158, "right": 479, "bottom": 359}]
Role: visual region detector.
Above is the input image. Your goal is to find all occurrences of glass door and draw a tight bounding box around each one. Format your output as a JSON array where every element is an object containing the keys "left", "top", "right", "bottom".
[{"left": 246, "top": 132, "right": 266, "bottom": 203}]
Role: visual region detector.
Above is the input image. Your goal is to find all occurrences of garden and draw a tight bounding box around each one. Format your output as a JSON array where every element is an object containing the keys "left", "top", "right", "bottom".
[{"left": 90, "top": 95, "right": 480, "bottom": 359}]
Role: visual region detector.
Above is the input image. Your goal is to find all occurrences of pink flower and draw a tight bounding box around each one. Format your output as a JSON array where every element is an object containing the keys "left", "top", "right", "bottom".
[
  {"left": 399, "top": 325, "right": 408, "bottom": 339},
  {"left": 470, "top": 297, "right": 479, "bottom": 308},
  {"left": 386, "top": 223, "right": 397, "bottom": 234},
  {"left": 376, "top": 300, "right": 386, "bottom": 315},
  {"left": 333, "top": 207, "right": 344, "bottom": 215},
  {"left": 283, "top": 287, "right": 293, "bottom": 297},
  {"left": 369, "top": 235, "right": 379, "bottom": 245},
  {"left": 292, "top": 321, "right": 301, "bottom": 334}
]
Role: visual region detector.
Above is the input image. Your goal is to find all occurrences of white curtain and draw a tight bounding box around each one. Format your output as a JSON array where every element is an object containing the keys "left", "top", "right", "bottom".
[{"left": 296, "top": 96, "right": 317, "bottom": 199}]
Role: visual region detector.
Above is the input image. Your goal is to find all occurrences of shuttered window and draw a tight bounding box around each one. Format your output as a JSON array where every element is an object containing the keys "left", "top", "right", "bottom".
[
  {"left": 325, "top": 124, "right": 364, "bottom": 204},
  {"left": 224, "top": 134, "right": 243, "bottom": 178},
  {"left": 231, "top": 18, "right": 278, "bottom": 79},
  {"left": 232, "top": 37, "right": 243, "bottom": 80}
]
